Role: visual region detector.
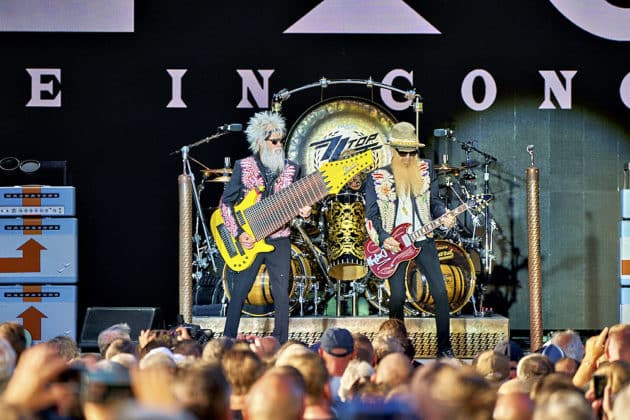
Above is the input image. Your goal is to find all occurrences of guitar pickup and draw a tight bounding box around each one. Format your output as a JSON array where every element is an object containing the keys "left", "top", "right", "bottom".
[
  {"left": 236, "top": 210, "right": 247, "bottom": 226},
  {"left": 218, "top": 224, "right": 238, "bottom": 257},
  {"left": 401, "top": 235, "right": 413, "bottom": 247}
]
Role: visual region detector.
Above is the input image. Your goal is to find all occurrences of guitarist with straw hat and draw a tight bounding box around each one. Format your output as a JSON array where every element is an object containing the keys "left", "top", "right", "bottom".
[
  {"left": 218, "top": 111, "right": 311, "bottom": 344},
  {"left": 364, "top": 121, "right": 457, "bottom": 358}
]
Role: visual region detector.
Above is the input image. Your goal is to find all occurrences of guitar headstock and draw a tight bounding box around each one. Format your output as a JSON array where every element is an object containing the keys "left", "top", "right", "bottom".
[
  {"left": 319, "top": 150, "right": 375, "bottom": 194},
  {"left": 467, "top": 193, "right": 493, "bottom": 210}
]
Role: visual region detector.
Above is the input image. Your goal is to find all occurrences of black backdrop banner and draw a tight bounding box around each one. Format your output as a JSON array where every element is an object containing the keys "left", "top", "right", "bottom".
[{"left": 1, "top": 1, "right": 629, "bottom": 332}]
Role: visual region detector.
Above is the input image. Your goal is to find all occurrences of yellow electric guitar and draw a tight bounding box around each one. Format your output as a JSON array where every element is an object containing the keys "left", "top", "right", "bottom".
[{"left": 211, "top": 150, "right": 375, "bottom": 272}]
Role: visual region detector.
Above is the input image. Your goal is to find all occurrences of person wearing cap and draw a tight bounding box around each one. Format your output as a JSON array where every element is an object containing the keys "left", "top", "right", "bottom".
[
  {"left": 219, "top": 111, "right": 311, "bottom": 344},
  {"left": 365, "top": 121, "right": 456, "bottom": 358},
  {"left": 317, "top": 327, "right": 355, "bottom": 406}
]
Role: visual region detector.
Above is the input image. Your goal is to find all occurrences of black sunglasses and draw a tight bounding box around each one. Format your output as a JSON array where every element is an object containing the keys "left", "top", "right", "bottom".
[
  {"left": 265, "top": 136, "right": 284, "bottom": 145},
  {"left": 395, "top": 149, "right": 417, "bottom": 157}
]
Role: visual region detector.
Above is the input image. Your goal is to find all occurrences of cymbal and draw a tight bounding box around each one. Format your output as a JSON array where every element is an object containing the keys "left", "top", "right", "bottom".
[
  {"left": 206, "top": 175, "right": 231, "bottom": 183},
  {"left": 461, "top": 160, "right": 480, "bottom": 169},
  {"left": 434, "top": 163, "right": 461, "bottom": 174},
  {"left": 201, "top": 168, "right": 233, "bottom": 177}
]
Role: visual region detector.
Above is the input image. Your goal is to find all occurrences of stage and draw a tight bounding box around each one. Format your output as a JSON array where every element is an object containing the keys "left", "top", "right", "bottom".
[{"left": 192, "top": 314, "right": 509, "bottom": 359}]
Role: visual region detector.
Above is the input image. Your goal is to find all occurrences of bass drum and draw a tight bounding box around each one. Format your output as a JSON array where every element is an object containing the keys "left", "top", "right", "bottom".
[
  {"left": 404, "top": 240, "right": 476, "bottom": 315},
  {"left": 222, "top": 244, "right": 312, "bottom": 317},
  {"left": 285, "top": 96, "right": 397, "bottom": 175},
  {"left": 364, "top": 274, "right": 420, "bottom": 316}
]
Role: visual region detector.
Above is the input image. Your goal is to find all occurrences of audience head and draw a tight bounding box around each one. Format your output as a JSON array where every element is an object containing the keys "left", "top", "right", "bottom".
[
  {"left": 554, "top": 357, "right": 578, "bottom": 376},
  {"left": 550, "top": 329, "right": 584, "bottom": 362},
  {"left": 81, "top": 360, "right": 133, "bottom": 418},
  {"left": 516, "top": 353, "right": 554, "bottom": 391},
  {"left": 374, "top": 352, "right": 412, "bottom": 390},
  {"left": 275, "top": 342, "right": 312, "bottom": 367},
  {"left": 338, "top": 359, "right": 375, "bottom": 402},
  {"left": 138, "top": 347, "right": 176, "bottom": 372},
  {"left": 425, "top": 364, "right": 496, "bottom": 420},
  {"left": 97, "top": 323, "right": 131, "bottom": 356},
  {"left": 318, "top": 328, "right": 355, "bottom": 377},
  {"left": 172, "top": 339, "right": 202, "bottom": 359},
  {"left": 606, "top": 323, "right": 630, "bottom": 362},
  {"left": 47, "top": 335, "right": 80, "bottom": 361},
  {"left": 352, "top": 332, "right": 376, "bottom": 366},
  {"left": 109, "top": 352, "right": 138, "bottom": 369},
  {"left": 202, "top": 336, "right": 235, "bottom": 364},
  {"left": 474, "top": 350, "right": 510, "bottom": 383},
  {"left": 0, "top": 337, "right": 17, "bottom": 390},
  {"left": 0, "top": 322, "right": 28, "bottom": 361},
  {"left": 530, "top": 372, "right": 582, "bottom": 405},
  {"left": 532, "top": 389, "right": 594, "bottom": 420},
  {"left": 104, "top": 337, "right": 136, "bottom": 360},
  {"left": 495, "top": 340, "right": 525, "bottom": 379},
  {"left": 372, "top": 334, "right": 405, "bottom": 363},
  {"left": 376, "top": 319, "right": 416, "bottom": 360},
  {"left": 613, "top": 383, "right": 630, "bottom": 420},
  {"left": 173, "top": 361, "right": 231, "bottom": 420},
  {"left": 277, "top": 350, "right": 330, "bottom": 406},
  {"left": 221, "top": 348, "right": 264, "bottom": 396},
  {"left": 493, "top": 392, "right": 534, "bottom": 420},
  {"left": 244, "top": 365, "right": 306, "bottom": 420}
]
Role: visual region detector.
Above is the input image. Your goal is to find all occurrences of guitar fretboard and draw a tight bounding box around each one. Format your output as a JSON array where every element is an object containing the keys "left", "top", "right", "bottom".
[
  {"left": 408, "top": 203, "right": 469, "bottom": 243},
  {"left": 244, "top": 171, "right": 329, "bottom": 240}
]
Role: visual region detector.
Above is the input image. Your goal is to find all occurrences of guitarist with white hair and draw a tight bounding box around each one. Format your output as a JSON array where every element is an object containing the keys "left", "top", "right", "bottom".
[
  {"left": 218, "top": 111, "right": 311, "bottom": 344},
  {"left": 364, "top": 121, "right": 457, "bottom": 358}
]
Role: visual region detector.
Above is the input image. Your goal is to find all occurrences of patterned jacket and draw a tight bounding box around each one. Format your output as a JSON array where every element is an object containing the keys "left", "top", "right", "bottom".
[
  {"left": 219, "top": 155, "right": 301, "bottom": 240},
  {"left": 364, "top": 159, "right": 446, "bottom": 245}
]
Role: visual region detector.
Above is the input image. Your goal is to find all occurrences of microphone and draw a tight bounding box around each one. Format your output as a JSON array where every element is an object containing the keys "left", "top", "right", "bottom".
[
  {"left": 434, "top": 128, "right": 454, "bottom": 137},
  {"left": 218, "top": 123, "right": 242, "bottom": 132}
]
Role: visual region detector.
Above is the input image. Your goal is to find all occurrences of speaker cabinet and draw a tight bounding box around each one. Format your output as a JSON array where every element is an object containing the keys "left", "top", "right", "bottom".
[{"left": 79, "top": 306, "right": 160, "bottom": 350}]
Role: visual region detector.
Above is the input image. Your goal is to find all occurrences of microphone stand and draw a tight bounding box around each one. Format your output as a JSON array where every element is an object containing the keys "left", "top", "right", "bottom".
[{"left": 457, "top": 140, "right": 498, "bottom": 279}]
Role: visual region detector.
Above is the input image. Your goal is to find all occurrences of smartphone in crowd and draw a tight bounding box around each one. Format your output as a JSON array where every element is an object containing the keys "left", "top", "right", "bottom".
[{"left": 592, "top": 374, "right": 607, "bottom": 399}]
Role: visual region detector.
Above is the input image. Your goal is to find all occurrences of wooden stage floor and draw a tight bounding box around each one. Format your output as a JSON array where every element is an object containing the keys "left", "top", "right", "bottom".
[{"left": 192, "top": 315, "right": 509, "bottom": 359}]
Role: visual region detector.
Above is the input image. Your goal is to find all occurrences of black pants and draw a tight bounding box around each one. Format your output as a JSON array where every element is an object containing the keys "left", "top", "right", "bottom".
[
  {"left": 223, "top": 237, "right": 291, "bottom": 343},
  {"left": 388, "top": 238, "right": 451, "bottom": 353}
]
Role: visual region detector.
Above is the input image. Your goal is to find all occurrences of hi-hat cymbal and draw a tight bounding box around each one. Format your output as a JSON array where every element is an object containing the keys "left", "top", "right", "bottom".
[
  {"left": 434, "top": 163, "right": 461, "bottom": 174},
  {"left": 202, "top": 168, "right": 233, "bottom": 177},
  {"left": 206, "top": 175, "right": 231, "bottom": 183}
]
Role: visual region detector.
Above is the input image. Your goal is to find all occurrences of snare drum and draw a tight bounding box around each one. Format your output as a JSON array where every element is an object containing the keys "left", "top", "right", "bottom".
[
  {"left": 323, "top": 192, "right": 368, "bottom": 281},
  {"left": 222, "top": 244, "right": 312, "bottom": 317}
]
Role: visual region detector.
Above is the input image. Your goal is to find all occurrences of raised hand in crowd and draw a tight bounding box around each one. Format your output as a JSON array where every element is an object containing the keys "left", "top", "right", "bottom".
[
  {"left": 1, "top": 343, "right": 68, "bottom": 413},
  {"left": 573, "top": 326, "right": 608, "bottom": 388}
]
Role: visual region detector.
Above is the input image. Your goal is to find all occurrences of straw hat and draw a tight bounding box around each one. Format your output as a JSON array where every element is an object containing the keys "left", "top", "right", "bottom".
[{"left": 388, "top": 122, "right": 425, "bottom": 150}]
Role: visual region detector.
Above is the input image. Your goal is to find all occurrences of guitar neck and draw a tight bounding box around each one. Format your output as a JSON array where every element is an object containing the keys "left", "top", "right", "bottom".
[
  {"left": 409, "top": 203, "right": 469, "bottom": 242},
  {"left": 244, "top": 171, "right": 329, "bottom": 239}
]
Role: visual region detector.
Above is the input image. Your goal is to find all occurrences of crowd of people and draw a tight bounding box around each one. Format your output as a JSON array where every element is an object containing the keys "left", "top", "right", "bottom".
[{"left": 1, "top": 319, "right": 630, "bottom": 419}]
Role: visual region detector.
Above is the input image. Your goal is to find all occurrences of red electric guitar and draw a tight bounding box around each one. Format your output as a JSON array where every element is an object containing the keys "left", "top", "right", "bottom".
[{"left": 365, "top": 194, "right": 492, "bottom": 279}]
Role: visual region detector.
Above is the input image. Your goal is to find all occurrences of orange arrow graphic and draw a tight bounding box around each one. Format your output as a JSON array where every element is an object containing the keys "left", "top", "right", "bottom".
[
  {"left": 18, "top": 306, "right": 47, "bottom": 341},
  {"left": 0, "top": 239, "right": 47, "bottom": 273}
]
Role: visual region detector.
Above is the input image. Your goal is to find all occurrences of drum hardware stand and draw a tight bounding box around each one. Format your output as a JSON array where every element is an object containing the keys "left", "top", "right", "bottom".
[
  {"left": 272, "top": 77, "right": 423, "bottom": 132},
  {"left": 293, "top": 221, "right": 332, "bottom": 316}
]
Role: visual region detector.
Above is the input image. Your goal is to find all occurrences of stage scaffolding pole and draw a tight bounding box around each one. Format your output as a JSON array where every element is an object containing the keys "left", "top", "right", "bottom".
[
  {"left": 178, "top": 149, "right": 193, "bottom": 324},
  {"left": 526, "top": 145, "right": 543, "bottom": 351}
]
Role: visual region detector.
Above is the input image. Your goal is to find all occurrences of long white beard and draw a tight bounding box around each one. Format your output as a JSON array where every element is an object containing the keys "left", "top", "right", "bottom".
[{"left": 260, "top": 147, "right": 285, "bottom": 174}]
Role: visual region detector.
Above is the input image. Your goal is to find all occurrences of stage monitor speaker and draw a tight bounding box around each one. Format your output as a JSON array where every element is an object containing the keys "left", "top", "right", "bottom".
[{"left": 79, "top": 306, "right": 160, "bottom": 350}]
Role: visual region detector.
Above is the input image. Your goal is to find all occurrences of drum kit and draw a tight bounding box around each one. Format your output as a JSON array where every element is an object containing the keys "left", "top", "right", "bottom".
[{"left": 190, "top": 79, "right": 499, "bottom": 319}]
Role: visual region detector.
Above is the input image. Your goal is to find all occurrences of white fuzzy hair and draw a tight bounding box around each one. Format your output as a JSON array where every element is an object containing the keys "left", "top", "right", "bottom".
[{"left": 245, "top": 111, "right": 286, "bottom": 153}]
